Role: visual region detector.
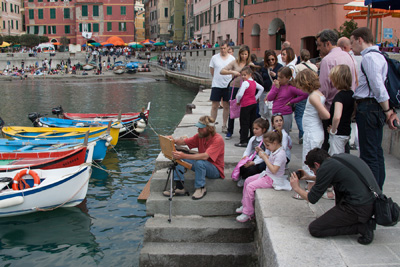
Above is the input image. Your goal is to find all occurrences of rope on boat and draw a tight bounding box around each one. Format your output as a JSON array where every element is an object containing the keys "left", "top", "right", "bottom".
[
  {"left": 35, "top": 163, "right": 92, "bottom": 212},
  {"left": 90, "top": 159, "right": 157, "bottom": 174}
]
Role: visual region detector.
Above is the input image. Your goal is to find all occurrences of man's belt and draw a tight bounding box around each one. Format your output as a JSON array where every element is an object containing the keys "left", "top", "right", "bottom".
[{"left": 355, "top": 98, "right": 377, "bottom": 104}]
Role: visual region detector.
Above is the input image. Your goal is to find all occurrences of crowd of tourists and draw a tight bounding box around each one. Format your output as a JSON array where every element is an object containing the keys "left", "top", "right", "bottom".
[{"left": 164, "top": 27, "right": 399, "bottom": 247}]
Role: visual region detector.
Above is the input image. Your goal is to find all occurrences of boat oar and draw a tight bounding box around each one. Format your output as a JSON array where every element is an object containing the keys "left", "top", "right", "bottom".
[{"left": 107, "top": 121, "right": 112, "bottom": 133}]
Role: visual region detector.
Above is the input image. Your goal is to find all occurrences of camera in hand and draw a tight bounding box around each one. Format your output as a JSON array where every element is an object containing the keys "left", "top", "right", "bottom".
[{"left": 295, "top": 170, "right": 302, "bottom": 179}]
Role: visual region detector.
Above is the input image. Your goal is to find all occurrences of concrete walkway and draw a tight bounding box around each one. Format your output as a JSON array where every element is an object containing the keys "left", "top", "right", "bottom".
[{"left": 155, "top": 88, "right": 400, "bottom": 266}]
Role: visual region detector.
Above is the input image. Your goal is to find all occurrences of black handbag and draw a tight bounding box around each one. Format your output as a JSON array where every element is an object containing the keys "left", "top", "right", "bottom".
[{"left": 332, "top": 157, "right": 400, "bottom": 227}]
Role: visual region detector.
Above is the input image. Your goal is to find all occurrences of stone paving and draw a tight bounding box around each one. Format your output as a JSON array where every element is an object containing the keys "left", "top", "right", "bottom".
[{"left": 174, "top": 88, "right": 400, "bottom": 266}]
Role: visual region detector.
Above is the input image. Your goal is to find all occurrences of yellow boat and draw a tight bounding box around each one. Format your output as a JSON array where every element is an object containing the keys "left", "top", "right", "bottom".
[{"left": 2, "top": 123, "right": 121, "bottom": 146}]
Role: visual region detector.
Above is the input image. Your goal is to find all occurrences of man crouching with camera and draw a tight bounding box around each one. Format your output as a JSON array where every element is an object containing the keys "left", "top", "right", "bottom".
[{"left": 290, "top": 148, "right": 379, "bottom": 245}]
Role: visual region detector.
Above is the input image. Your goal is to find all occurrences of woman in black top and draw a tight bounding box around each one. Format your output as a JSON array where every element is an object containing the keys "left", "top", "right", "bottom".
[{"left": 259, "top": 50, "right": 283, "bottom": 121}]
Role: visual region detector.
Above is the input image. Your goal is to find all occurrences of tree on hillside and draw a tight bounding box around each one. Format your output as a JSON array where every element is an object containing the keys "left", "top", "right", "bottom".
[
  {"left": 39, "top": 36, "right": 49, "bottom": 43},
  {"left": 20, "top": 34, "right": 40, "bottom": 47},
  {"left": 335, "top": 20, "right": 358, "bottom": 39},
  {"left": 3, "top": 35, "right": 20, "bottom": 45}
]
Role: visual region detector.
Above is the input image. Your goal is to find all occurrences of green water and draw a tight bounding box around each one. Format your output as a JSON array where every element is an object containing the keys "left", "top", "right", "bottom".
[{"left": 0, "top": 77, "right": 197, "bottom": 266}]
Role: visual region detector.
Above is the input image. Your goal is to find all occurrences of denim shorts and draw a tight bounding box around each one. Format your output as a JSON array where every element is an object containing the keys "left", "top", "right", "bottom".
[{"left": 210, "top": 87, "right": 230, "bottom": 102}]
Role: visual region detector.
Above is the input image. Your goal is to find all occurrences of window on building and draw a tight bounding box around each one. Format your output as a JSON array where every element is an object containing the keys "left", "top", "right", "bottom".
[
  {"left": 48, "top": 25, "right": 51, "bottom": 34},
  {"left": 2, "top": 21, "right": 5, "bottom": 30},
  {"left": 17, "top": 5, "right": 19, "bottom": 13},
  {"left": 218, "top": 4, "right": 221, "bottom": 21},
  {"left": 79, "top": 23, "right": 82, "bottom": 32},
  {"left": 38, "top": 0, "right": 42, "bottom": 2},
  {"left": 93, "top": 23, "right": 99, "bottom": 32},
  {"left": 10, "top": 3, "right": 13, "bottom": 12},
  {"left": 34, "top": 25, "right": 39, "bottom": 34},
  {"left": 200, "top": 13, "right": 203, "bottom": 27},
  {"left": 43, "top": 25, "right": 46, "bottom": 34},
  {"left": 205, "top": 11, "right": 207, "bottom": 25},
  {"left": 121, "top": 6, "right": 126, "bottom": 15},
  {"left": 16, "top": 20, "right": 18, "bottom": 29},
  {"left": 228, "top": 0, "right": 234, "bottom": 18},
  {"left": 29, "top": 9, "right": 34, "bottom": 19},
  {"left": 196, "top": 15, "right": 199, "bottom": 30},
  {"left": 64, "top": 8, "right": 70, "bottom": 18},
  {"left": 38, "top": 9, "right": 43, "bottom": 19},
  {"left": 52, "top": 25, "right": 56, "bottom": 34},
  {"left": 65, "top": 25, "right": 70, "bottom": 34},
  {"left": 214, "top": 6, "right": 216, "bottom": 22},
  {"left": 28, "top": 0, "right": 33, "bottom": 2},
  {"left": 93, "top": 5, "right": 99, "bottom": 16},
  {"left": 82, "top": 5, "right": 88, "bottom": 16},
  {"left": 50, "top": 8, "right": 56, "bottom": 19},
  {"left": 11, "top": 20, "right": 13, "bottom": 29},
  {"left": 107, "top": 6, "right": 112, "bottom": 15},
  {"left": 119, "top": 22, "right": 126, "bottom": 31},
  {"left": 244, "top": 0, "right": 247, "bottom": 5},
  {"left": 164, "top": 7, "right": 168, "bottom": 17},
  {"left": 107, "top": 22, "right": 112, "bottom": 31},
  {"left": 1, "top": 3, "right": 3, "bottom": 12},
  {"left": 182, "top": 15, "right": 185, "bottom": 26},
  {"left": 87, "top": 23, "right": 91, "bottom": 32}
]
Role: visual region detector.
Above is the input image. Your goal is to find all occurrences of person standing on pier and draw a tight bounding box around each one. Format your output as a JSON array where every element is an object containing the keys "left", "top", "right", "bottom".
[
  {"left": 163, "top": 116, "right": 225, "bottom": 200},
  {"left": 209, "top": 43, "right": 235, "bottom": 134}
]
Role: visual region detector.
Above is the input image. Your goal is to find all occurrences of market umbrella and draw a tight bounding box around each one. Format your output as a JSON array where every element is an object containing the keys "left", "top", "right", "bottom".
[
  {"left": 346, "top": 9, "right": 391, "bottom": 19},
  {"left": 140, "top": 39, "right": 155, "bottom": 45},
  {"left": 0, "top": 41, "right": 11, "bottom": 48},
  {"left": 129, "top": 43, "right": 144, "bottom": 49},
  {"left": 106, "top": 36, "right": 125, "bottom": 46},
  {"left": 153, "top": 42, "right": 166, "bottom": 46},
  {"left": 89, "top": 42, "right": 101, "bottom": 47},
  {"left": 365, "top": 0, "right": 400, "bottom": 10}
]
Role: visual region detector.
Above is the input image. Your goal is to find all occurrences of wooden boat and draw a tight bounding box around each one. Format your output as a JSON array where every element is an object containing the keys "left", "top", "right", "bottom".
[
  {"left": 0, "top": 135, "right": 110, "bottom": 161},
  {"left": 1, "top": 123, "right": 121, "bottom": 146},
  {"left": 0, "top": 145, "right": 87, "bottom": 172},
  {"left": 51, "top": 102, "right": 150, "bottom": 138},
  {"left": 113, "top": 66, "right": 125, "bottom": 74},
  {"left": 29, "top": 116, "right": 144, "bottom": 138},
  {"left": 0, "top": 144, "right": 94, "bottom": 217}
]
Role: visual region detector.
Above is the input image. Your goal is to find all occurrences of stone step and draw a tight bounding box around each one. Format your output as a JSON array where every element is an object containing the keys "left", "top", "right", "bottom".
[
  {"left": 150, "top": 167, "right": 242, "bottom": 193},
  {"left": 144, "top": 215, "right": 255, "bottom": 243},
  {"left": 139, "top": 242, "right": 258, "bottom": 267},
  {"left": 146, "top": 191, "right": 242, "bottom": 216}
]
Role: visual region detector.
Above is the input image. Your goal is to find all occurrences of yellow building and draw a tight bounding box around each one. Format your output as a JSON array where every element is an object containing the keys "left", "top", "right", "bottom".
[{"left": 134, "top": 0, "right": 145, "bottom": 42}]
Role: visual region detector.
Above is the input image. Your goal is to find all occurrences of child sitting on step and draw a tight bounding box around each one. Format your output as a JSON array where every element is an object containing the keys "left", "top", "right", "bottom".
[{"left": 236, "top": 129, "right": 291, "bottom": 223}]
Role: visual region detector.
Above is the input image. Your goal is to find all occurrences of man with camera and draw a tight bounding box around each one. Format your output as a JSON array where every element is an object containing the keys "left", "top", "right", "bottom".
[{"left": 290, "top": 148, "right": 379, "bottom": 245}]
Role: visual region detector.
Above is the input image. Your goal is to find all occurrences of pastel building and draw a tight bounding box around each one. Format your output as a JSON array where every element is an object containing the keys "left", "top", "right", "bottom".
[
  {"left": 238, "top": 0, "right": 400, "bottom": 58},
  {"left": 193, "top": 0, "right": 240, "bottom": 45},
  {"left": 1, "top": 0, "right": 23, "bottom": 36},
  {"left": 135, "top": 0, "right": 145, "bottom": 41},
  {"left": 24, "top": 0, "right": 135, "bottom": 44}
]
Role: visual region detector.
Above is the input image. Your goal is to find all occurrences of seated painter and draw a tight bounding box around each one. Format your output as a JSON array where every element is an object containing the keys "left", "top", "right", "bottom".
[{"left": 163, "top": 115, "right": 225, "bottom": 200}]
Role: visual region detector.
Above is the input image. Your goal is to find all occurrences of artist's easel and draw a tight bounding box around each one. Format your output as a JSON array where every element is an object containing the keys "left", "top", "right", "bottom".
[{"left": 159, "top": 135, "right": 192, "bottom": 223}]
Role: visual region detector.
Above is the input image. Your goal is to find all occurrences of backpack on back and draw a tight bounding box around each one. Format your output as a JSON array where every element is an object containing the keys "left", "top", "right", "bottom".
[{"left": 361, "top": 50, "right": 400, "bottom": 109}]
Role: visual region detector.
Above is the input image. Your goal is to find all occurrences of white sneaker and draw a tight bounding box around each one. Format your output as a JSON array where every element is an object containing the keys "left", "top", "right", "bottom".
[
  {"left": 237, "top": 178, "right": 244, "bottom": 187},
  {"left": 236, "top": 206, "right": 243, "bottom": 213},
  {"left": 236, "top": 213, "right": 252, "bottom": 223}
]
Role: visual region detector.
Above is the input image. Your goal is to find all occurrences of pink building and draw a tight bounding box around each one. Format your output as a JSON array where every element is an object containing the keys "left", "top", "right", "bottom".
[
  {"left": 24, "top": 0, "right": 135, "bottom": 45},
  {"left": 1, "top": 0, "right": 23, "bottom": 36},
  {"left": 193, "top": 0, "right": 240, "bottom": 45},
  {"left": 238, "top": 0, "right": 400, "bottom": 58}
]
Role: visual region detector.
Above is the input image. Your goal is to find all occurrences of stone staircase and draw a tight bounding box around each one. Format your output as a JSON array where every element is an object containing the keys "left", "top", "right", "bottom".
[{"left": 139, "top": 167, "right": 258, "bottom": 267}]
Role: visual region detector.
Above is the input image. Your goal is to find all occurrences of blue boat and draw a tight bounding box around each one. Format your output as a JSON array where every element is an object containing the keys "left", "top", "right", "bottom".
[
  {"left": 0, "top": 135, "right": 111, "bottom": 162},
  {"left": 125, "top": 61, "right": 139, "bottom": 73}
]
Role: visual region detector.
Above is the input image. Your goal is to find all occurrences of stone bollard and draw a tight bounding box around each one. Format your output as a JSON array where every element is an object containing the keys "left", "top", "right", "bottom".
[
  {"left": 186, "top": 103, "right": 196, "bottom": 114},
  {"left": 199, "top": 85, "right": 205, "bottom": 92}
]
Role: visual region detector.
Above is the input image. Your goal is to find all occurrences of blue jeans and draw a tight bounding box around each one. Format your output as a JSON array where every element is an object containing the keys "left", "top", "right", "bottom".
[
  {"left": 174, "top": 159, "right": 221, "bottom": 188},
  {"left": 356, "top": 100, "right": 386, "bottom": 189},
  {"left": 294, "top": 99, "right": 307, "bottom": 139}
]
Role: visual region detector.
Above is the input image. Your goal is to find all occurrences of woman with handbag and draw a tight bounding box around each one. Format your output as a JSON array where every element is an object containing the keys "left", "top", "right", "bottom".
[
  {"left": 260, "top": 50, "right": 283, "bottom": 121},
  {"left": 220, "top": 45, "right": 253, "bottom": 140}
]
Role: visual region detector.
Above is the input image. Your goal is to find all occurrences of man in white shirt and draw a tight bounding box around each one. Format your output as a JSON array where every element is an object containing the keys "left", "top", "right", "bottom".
[
  {"left": 350, "top": 27, "right": 399, "bottom": 190},
  {"left": 209, "top": 43, "right": 235, "bottom": 133}
]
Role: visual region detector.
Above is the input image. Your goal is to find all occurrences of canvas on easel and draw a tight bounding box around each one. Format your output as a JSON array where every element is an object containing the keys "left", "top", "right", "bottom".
[{"left": 158, "top": 135, "right": 192, "bottom": 170}]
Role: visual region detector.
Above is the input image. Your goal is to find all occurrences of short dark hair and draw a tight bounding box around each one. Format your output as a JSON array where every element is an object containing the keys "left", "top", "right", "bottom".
[
  {"left": 304, "top": 148, "right": 330, "bottom": 170},
  {"left": 316, "top": 29, "right": 339, "bottom": 46},
  {"left": 351, "top": 27, "right": 374, "bottom": 44}
]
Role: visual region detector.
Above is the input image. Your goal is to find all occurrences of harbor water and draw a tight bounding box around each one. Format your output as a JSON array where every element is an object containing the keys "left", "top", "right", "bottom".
[{"left": 0, "top": 77, "right": 197, "bottom": 266}]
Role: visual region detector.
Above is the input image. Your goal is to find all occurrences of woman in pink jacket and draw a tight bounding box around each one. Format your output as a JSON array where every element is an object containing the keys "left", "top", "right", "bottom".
[{"left": 267, "top": 67, "right": 308, "bottom": 134}]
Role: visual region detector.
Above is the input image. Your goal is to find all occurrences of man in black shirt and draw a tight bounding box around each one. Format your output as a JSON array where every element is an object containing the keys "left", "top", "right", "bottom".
[{"left": 290, "top": 148, "right": 379, "bottom": 245}]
